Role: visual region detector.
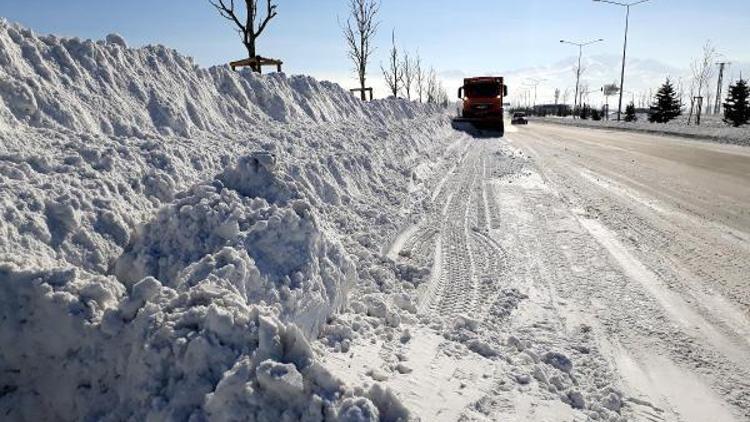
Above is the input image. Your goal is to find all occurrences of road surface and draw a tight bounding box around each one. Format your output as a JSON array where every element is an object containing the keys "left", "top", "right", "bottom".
[{"left": 325, "top": 123, "right": 750, "bottom": 421}]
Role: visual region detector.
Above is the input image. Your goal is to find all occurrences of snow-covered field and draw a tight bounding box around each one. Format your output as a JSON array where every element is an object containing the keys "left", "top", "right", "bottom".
[
  {"left": 3, "top": 20, "right": 750, "bottom": 422},
  {"left": 534, "top": 115, "right": 750, "bottom": 146}
]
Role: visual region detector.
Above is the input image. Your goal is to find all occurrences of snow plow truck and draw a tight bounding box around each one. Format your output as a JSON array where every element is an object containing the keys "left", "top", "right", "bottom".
[{"left": 452, "top": 77, "right": 508, "bottom": 136}]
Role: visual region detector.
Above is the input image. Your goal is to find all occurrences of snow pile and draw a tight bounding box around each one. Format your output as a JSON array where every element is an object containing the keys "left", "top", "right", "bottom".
[
  {"left": 0, "top": 20, "right": 453, "bottom": 421},
  {"left": 0, "top": 262, "right": 408, "bottom": 421},
  {"left": 0, "top": 19, "right": 432, "bottom": 137},
  {"left": 114, "top": 152, "right": 355, "bottom": 337}
]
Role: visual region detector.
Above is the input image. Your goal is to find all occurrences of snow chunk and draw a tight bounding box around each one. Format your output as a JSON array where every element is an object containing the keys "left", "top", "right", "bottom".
[
  {"left": 256, "top": 359, "right": 305, "bottom": 400},
  {"left": 105, "top": 33, "right": 127, "bottom": 48},
  {"left": 115, "top": 157, "right": 354, "bottom": 337},
  {"left": 338, "top": 397, "right": 380, "bottom": 422},
  {"left": 542, "top": 351, "right": 573, "bottom": 373}
]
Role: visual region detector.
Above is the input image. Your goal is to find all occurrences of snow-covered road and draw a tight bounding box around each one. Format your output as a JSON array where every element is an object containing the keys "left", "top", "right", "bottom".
[{"left": 326, "top": 124, "right": 750, "bottom": 421}]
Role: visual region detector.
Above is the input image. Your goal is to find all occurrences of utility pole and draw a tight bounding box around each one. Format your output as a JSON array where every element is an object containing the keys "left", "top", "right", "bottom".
[
  {"left": 560, "top": 39, "right": 604, "bottom": 118},
  {"left": 594, "top": 0, "right": 652, "bottom": 121},
  {"left": 714, "top": 62, "right": 730, "bottom": 114}
]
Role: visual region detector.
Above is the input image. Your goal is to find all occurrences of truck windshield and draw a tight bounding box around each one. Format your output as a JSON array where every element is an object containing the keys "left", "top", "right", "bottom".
[{"left": 464, "top": 83, "right": 500, "bottom": 98}]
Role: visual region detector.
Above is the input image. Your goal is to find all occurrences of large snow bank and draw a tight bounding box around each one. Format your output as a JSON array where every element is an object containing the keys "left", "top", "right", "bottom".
[
  {"left": 0, "top": 20, "right": 453, "bottom": 421},
  {"left": 0, "top": 19, "right": 425, "bottom": 137}
]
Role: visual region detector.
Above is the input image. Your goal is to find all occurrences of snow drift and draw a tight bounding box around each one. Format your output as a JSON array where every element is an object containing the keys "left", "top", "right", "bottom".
[
  {"left": 0, "top": 18, "right": 421, "bottom": 137},
  {"left": 0, "top": 20, "right": 453, "bottom": 421}
]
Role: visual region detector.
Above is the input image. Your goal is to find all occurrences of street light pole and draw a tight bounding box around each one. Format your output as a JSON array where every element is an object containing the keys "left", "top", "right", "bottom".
[
  {"left": 594, "top": 0, "right": 652, "bottom": 121},
  {"left": 524, "top": 78, "right": 547, "bottom": 109},
  {"left": 560, "top": 39, "right": 604, "bottom": 117}
]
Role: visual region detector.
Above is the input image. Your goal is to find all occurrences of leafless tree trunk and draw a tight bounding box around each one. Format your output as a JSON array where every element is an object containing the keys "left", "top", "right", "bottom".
[
  {"left": 415, "top": 52, "right": 425, "bottom": 103},
  {"left": 689, "top": 40, "right": 719, "bottom": 125},
  {"left": 401, "top": 51, "right": 416, "bottom": 100},
  {"left": 342, "top": 0, "right": 379, "bottom": 100},
  {"left": 209, "top": 0, "right": 278, "bottom": 66},
  {"left": 381, "top": 30, "right": 403, "bottom": 98},
  {"left": 561, "top": 88, "right": 571, "bottom": 106}
]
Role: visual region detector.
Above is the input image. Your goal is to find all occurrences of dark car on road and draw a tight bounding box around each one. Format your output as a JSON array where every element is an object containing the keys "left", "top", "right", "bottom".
[{"left": 511, "top": 112, "right": 528, "bottom": 125}]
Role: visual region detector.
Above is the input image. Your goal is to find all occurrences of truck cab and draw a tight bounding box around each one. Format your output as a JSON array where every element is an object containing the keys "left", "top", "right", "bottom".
[{"left": 457, "top": 77, "right": 508, "bottom": 134}]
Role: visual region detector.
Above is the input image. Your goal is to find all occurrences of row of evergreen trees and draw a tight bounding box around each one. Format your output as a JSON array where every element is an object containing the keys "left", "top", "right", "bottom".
[{"left": 646, "top": 78, "right": 749, "bottom": 127}]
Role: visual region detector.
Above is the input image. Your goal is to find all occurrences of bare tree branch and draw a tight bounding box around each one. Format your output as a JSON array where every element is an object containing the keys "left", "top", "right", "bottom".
[
  {"left": 255, "top": 0, "right": 278, "bottom": 37},
  {"left": 210, "top": 0, "right": 246, "bottom": 32}
]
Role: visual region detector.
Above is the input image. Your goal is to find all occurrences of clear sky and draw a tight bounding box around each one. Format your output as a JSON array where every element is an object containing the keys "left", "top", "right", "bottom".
[{"left": 1, "top": 0, "right": 748, "bottom": 97}]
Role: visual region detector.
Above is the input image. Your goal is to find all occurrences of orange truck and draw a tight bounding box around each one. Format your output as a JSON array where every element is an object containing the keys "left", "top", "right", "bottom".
[{"left": 453, "top": 76, "right": 508, "bottom": 135}]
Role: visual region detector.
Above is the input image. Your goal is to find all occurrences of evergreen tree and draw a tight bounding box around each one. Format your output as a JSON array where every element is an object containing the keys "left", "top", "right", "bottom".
[
  {"left": 580, "top": 104, "right": 591, "bottom": 120},
  {"left": 591, "top": 108, "right": 602, "bottom": 121},
  {"left": 649, "top": 78, "right": 682, "bottom": 123},
  {"left": 625, "top": 102, "right": 638, "bottom": 122},
  {"left": 723, "top": 78, "right": 750, "bottom": 127}
]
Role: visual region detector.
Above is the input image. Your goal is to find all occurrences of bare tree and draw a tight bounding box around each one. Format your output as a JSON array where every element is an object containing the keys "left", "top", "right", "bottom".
[
  {"left": 415, "top": 52, "right": 425, "bottom": 103},
  {"left": 342, "top": 0, "right": 379, "bottom": 100},
  {"left": 426, "top": 67, "right": 438, "bottom": 104},
  {"left": 554, "top": 88, "right": 561, "bottom": 105},
  {"left": 209, "top": 0, "right": 278, "bottom": 64},
  {"left": 381, "top": 30, "right": 403, "bottom": 98},
  {"left": 579, "top": 82, "right": 590, "bottom": 105},
  {"left": 437, "top": 80, "right": 449, "bottom": 107},
  {"left": 401, "top": 51, "right": 416, "bottom": 100},
  {"left": 688, "top": 41, "right": 719, "bottom": 125},
  {"left": 561, "top": 88, "right": 571, "bottom": 106},
  {"left": 424, "top": 67, "right": 448, "bottom": 106}
]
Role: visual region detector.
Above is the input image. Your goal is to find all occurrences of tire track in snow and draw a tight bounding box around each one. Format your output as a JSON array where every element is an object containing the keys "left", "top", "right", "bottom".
[{"left": 415, "top": 143, "right": 484, "bottom": 318}]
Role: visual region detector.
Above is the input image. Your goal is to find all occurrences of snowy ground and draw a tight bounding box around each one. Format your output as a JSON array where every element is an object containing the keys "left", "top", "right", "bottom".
[
  {"left": 535, "top": 115, "right": 750, "bottom": 146},
  {"left": 2, "top": 20, "right": 750, "bottom": 422},
  {"left": 323, "top": 123, "right": 750, "bottom": 421}
]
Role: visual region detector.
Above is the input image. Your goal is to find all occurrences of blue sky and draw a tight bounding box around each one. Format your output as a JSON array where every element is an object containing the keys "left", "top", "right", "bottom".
[{"left": 1, "top": 0, "right": 748, "bottom": 97}]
